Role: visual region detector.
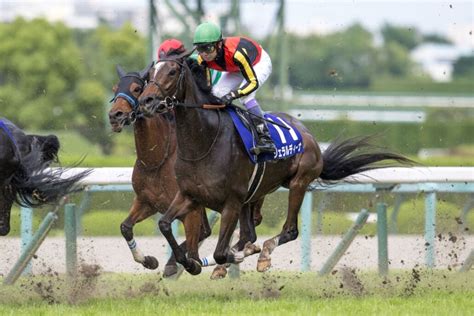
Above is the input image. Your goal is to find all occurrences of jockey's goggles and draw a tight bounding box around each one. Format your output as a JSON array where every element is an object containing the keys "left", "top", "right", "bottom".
[{"left": 196, "top": 43, "right": 216, "bottom": 54}]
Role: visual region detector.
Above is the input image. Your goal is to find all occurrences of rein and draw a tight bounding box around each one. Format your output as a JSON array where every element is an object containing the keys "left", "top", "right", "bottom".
[
  {"left": 147, "top": 58, "right": 186, "bottom": 111},
  {"left": 158, "top": 95, "right": 226, "bottom": 111},
  {"left": 178, "top": 109, "right": 222, "bottom": 162}
]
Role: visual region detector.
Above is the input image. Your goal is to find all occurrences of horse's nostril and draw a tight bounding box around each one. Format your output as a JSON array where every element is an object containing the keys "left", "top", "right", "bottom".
[
  {"left": 145, "top": 96, "right": 155, "bottom": 106},
  {"left": 109, "top": 111, "right": 124, "bottom": 121}
]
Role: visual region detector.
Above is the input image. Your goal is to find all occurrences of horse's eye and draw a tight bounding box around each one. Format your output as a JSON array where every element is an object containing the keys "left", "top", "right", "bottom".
[
  {"left": 169, "top": 69, "right": 177, "bottom": 76},
  {"left": 134, "top": 86, "right": 142, "bottom": 93}
]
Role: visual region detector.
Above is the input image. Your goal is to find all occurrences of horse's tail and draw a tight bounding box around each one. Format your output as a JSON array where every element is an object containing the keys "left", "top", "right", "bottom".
[
  {"left": 11, "top": 142, "right": 91, "bottom": 208},
  {"left": 319, "top": 135, "right": 414, "bottom": 183}
]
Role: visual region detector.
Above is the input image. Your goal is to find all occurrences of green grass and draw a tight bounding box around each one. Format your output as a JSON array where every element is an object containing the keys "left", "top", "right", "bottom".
[
  {"left": 46, "top": 129, "right": 136, "bottom": 167},
  {"left": 417, "top": 156, "right": 474, "bottom": 167},
  {"left": 0, "top": 271, "right": 472, "bottom": 315},
  {"left": 81, "top": 210, "right": 158, "bottom": 236}
]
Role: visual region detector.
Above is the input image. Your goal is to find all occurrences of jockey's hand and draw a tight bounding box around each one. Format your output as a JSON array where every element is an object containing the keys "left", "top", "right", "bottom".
[{"left": 221, "top": 92, "right": 237, "bottom": 105}]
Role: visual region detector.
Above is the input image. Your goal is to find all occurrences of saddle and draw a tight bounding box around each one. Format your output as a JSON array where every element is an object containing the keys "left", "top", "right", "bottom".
[{"left": 227, "top": 108, "right": 304, "bottom": 164}]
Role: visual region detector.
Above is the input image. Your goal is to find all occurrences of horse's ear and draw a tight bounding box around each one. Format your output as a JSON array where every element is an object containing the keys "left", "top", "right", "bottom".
[
  {"left": 116, "top": 65, "right": 126, "bottom": 78},
  {"left": 139, "top": 61, "right": 154, "bottom": 80}
]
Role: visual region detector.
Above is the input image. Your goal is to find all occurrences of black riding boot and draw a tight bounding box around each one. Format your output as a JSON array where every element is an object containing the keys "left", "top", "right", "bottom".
[{"left": 250, "top": 116, "right": 276, "bottom": 156}]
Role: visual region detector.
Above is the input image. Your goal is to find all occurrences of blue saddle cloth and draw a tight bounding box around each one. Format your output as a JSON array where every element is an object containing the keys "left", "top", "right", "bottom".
[{"left": 227, "top": 108, "right": 304, "bottom": 164}]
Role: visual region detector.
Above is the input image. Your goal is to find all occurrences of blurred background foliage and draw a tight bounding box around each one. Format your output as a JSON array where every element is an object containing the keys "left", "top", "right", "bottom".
[{"left": 0, "top": 18, "right": 146, "bottom": 155}]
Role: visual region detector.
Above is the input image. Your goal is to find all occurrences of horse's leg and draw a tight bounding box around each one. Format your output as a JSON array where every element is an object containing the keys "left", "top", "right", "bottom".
[
  {"left": 210, "top": 207, "right": 246, "bottom": 280},
  {"left": 210, "top": 200, "right": 262, "bottom": 280},
  {"left": 182, "top": 207, "right": 206, "bottom": 262},
  {"left": 120, "top": 197, "right": 160, "bottom": 269},
  {"left": 200, "top": 207, "right": 212, "bottom": 239},
  {"left": 0, "top": 185, "right": 14, "bottom": 236},
  {"left": 213, "top": 201, "right": 242, "bottom": 265},
  {"left": 164, "top": 207, "right": 211, "bottom": 277},
  {"left": 159, "top": 192, "right": 203, "bottom": 275},
  {"left": 257, "top": 181, "right": 310, "bottom": 272},
  {"left": 253, "top": 198, "right": 264, "bottom": 226},
  {"left": 233, "top": 199, "right": 263, "bottom": 255},
  {"left": 0, "top": 140, "right": 18, "bottom": 236}
]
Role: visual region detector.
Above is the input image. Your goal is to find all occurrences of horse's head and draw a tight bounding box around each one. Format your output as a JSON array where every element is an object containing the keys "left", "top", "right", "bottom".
[
  {"left": 139, "top": 53, "right": 190, "bottom": 117},
  {"left": 109, "top": 62, "right": 153, "bottom": 132}
]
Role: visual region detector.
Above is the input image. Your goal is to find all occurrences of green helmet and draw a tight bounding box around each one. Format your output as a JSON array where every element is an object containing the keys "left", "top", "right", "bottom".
[{"left": 193, "top": 22, "right": 222, "bottom": 45}]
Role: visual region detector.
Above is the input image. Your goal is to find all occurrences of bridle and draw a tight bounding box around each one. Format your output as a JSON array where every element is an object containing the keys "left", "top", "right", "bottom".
[{"left": 146, "top": 58, "right": 188, "bottom": 114}]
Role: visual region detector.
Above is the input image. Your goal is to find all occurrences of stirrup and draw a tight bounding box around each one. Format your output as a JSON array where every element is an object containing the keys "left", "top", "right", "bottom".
[
  {"left": 250, "top": 143, "right": 276, "bottom": 155},
  {"left": 250, "top": 146, "right": 262, "bottom": 155}
]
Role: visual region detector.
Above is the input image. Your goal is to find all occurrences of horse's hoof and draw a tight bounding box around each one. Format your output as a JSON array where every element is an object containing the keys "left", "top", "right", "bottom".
[
  {"left": 163, "top": 264, "right": 178, "bottom": 278},
  {"left": 142, "top": 256, "right": 159, "bottom": 270},
  {"left": 186, "top": 259, "right": 202, "bottom": 276},
  {"left": 244, "top": 242, "right": 261, "bottom": 257},
  {"left": 257, "top": 258, "right": 271, "bottom": 272},
  {"left": 210, "top": 265, "right": 227, "bottom": 280}
]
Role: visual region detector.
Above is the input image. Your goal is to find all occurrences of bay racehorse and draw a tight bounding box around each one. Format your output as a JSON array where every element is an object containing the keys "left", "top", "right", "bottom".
[
  {"left": 138, "top": 53, "right": 412, "bottom": 275},
  {"left": 109, "top": 63, "right": 262, "bottom": 278},
  {"left": 0, "top": 118, "right": 90, "bottom": 236},
  {"left": 109, "top": 63, "right": 209, "bottom": 276}
]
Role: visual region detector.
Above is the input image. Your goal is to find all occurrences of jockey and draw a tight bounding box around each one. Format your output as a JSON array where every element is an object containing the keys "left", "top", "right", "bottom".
[
  {"left": 193, "top": 22, "right": 276, "bottom": 156},
  {"left": 157, "top": 39, "right": 221, "bottom": 85}
]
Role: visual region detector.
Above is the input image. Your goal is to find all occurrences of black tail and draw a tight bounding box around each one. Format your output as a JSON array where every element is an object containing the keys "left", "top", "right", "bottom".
[
  {"left": 320, "top": 135, "right": 414, "bottom": 183},
  {"left": 10, "top": 142, "right": 91, "bottom": 208}
]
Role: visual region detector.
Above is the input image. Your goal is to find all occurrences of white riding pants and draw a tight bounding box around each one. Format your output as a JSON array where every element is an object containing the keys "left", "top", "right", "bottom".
[{"left": 212, "top": 49, "right": 272, "bottom": 105}]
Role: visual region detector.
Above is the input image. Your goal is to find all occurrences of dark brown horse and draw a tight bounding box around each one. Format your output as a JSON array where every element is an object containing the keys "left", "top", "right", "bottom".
[
  {"left": 0, "top": 118, "right": 90, "bottom": 236},
  {"left": 138, "top": 54, "right": 412, "bottom": 275}
]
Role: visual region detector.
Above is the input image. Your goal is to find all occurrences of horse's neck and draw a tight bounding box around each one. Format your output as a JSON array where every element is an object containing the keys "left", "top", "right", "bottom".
[
  {"left": 174, "top": 84, "right": 220, "bottom": 157},
  {"left": 134, "top": 117, "right": 174, "bottom": 168}
]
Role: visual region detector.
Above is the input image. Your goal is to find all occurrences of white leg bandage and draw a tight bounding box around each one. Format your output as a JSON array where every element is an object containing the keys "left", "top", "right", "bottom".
[
  {"left": 127, "top": 238, "right": 145, "bottom": 263},
  {"left": 200, "top": 256, "right": 217, "bottom": 267}
]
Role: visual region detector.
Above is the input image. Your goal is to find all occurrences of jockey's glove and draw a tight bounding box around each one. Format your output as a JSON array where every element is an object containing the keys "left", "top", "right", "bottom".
[{"left": 221, "top": 91, "right": 238, "bottom": 105}]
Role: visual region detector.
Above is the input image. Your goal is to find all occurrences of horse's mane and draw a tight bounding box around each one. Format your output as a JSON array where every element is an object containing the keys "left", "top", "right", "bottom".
[{"left": 185, "top": 58, "right": 221, "bottom": 104}]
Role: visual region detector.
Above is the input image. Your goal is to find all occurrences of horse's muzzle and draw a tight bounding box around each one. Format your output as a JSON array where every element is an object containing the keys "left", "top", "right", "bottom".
[
  {"left": 139, "top": 95, "right": 159, "bottom": 117},
  {"left": 109, "top": 111, "right": 131, "bottom": 132}
]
